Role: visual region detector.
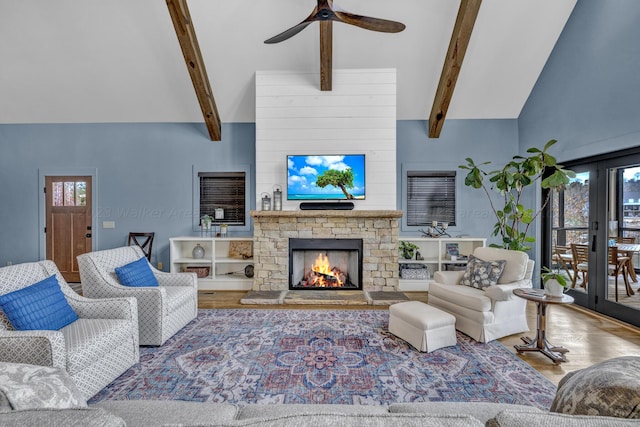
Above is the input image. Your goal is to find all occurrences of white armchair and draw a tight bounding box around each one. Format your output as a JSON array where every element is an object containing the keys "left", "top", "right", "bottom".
[
  {"left": 428, "top": 247, "right": 534, "bottom": 343},
  {"left": 0, "top": 261, "right": 139, "bottom": 399},
  {"left": 78, "top": 246, "right": 198, "bottom": 346}
]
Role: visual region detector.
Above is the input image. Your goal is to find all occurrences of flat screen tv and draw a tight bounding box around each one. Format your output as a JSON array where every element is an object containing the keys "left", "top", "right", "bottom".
[{"left": 287, "top": 154, "right": 366, "bottom": 201}]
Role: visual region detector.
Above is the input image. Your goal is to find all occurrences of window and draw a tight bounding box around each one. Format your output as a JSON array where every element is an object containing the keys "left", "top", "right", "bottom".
[
  {"left": 406, "top": 171, "right": 456, "bottom": 226},
  {"left": 199, "top": 172, "right": 246, "bottom": 226}
]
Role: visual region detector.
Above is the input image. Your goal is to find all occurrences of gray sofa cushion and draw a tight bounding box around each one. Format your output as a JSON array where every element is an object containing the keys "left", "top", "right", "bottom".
[
  {"left": 550, "top": 356, "right": 640, "bottom": 418},
  {"left": 172, "top": 413, "right": 484, "bottom": 427},
  {"left": 93, "top": 400, "right": 240, "bottom": 426},
  {"left": 237, "top": 403, "right": 389, "bottom": 419},
  {"left": 487, "top": 409, "right": 640, "bottom": 426},
  {"left": 389, "top": 402, "right": 542, "bottom": 424},
  {"left": 0, "top": 407, "right": 125, "bottom": 427}
]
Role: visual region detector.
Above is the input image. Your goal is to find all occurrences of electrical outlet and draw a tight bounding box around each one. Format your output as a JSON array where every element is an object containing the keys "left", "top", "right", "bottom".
[{"left": 157, "top": 262, "right": 163, "bottom": 270}]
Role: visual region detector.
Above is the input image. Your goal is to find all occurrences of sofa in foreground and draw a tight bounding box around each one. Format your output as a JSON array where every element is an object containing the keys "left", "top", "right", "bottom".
[{"left": 2, "top": 357, "right": 640, "bottom": 426}]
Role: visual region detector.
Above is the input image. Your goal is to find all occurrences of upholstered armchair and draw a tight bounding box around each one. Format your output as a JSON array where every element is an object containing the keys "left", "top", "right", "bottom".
[
  {"left": 0, "top": 261, "right": 139, "bottom": 399},
  {"left": 428, "top": 247, "right": 534, "bottom": 343},
  {"left": 78, "top": 246, "right": 198, "bottom": 346}
]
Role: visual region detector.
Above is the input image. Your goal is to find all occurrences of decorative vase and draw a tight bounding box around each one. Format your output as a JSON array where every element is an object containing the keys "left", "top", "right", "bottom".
[
  {"left": 192, "top": 244, "right": 205, "bottom": 259},
  {"left": 544, "top": 279, "right": 564, "bottom": 297}
]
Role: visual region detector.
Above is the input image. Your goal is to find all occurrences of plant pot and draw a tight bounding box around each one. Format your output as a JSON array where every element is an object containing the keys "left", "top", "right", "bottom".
[
  {"left": 401, "top": 251, "right": 414, "bottom": 260},
  {"left": 544, "top": 279, "right": 565, "bottom": 297}
]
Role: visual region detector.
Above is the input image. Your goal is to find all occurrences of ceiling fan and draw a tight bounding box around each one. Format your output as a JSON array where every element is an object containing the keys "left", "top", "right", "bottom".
[
  {"left": 264, "top": 0, "right": 406, "bottom": 90},
  {"left": 264, "top": 0, "right": 406, "bottom": 44}
]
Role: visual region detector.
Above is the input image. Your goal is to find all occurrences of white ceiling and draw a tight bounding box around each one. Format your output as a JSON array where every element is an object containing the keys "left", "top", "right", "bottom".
[{"left": 0, "top": 0, "right": 576, "bottom": 125}]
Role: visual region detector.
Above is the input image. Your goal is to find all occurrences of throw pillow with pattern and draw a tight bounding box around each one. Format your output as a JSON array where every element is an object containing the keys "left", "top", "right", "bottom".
[
  {"left": 550, "top": 356, "right": 640, "bottom": 418},
  {"left": 0, "top": 362, "right": 87, "bottom": 410},
  {"left": 460, "top": 255, "right": 506, "bottom": 289}
]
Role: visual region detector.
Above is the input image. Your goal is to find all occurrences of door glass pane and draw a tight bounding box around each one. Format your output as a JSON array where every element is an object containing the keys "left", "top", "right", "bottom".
[
  {"left": 52, "top": 182, "right": 63, "bottom": 206},
  {"left": 622, "top": 166, "right": 640, "bottom": 241},
  {"left": 551, "top": 171, "right": 590, "bottom": 292},
  {"left": 64, "top": 182, "right": 75, "bottom": 206},
  {"left": 76, "top": 181, "right": 87, "bottom": 206},
  {"left": 608, "top": 165, "right": 640, "bottom": 306}
]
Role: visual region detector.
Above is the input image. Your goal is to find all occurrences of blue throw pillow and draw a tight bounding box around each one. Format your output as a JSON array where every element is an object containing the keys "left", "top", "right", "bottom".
[
  {"left": 0, "top": 275, "right": 78, "bottom": 331},
  {"left": 115, "top": 257, "right": 159, "bottom": 287}
]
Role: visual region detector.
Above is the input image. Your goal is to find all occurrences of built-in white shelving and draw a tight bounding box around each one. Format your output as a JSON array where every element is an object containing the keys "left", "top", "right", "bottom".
[
  {"left": 398, "top": 237, "right": 486, "bottom": 292},
  {"left": 169, "top": 237, "right": 254, "bottom": 291}
]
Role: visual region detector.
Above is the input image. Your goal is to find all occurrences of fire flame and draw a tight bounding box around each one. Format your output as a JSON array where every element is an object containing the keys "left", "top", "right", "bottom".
[{"left": 307, "top": 253, "right": 344, "bottom": 287}]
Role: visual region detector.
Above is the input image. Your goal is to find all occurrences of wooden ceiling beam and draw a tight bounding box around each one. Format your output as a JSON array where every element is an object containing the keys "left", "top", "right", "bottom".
[
  {"left": 166, "top": 0, "right": 221, "bottom": 141},
  {"left": 320, "top": 21, "right": 333, "bottom": 91},
  {"left": 428, "top": 0, "right": 482, "bottom": 138}
]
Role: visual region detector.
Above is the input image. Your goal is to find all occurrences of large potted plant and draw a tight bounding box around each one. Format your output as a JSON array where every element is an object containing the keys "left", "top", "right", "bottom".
[{"left": 459, "top": 139, "right": 575, "bottom": 252}]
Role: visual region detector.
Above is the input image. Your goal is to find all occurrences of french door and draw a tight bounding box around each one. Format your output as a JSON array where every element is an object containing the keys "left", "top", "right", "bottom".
[{"left": 544, "top": 149, "right": 640, "bottom": 326}]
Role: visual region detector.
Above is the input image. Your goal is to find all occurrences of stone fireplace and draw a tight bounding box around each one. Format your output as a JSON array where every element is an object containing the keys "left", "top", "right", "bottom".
[
  {"left": 289, "top": 238, "right": 363, "bottom": 290},
  {"left": 250, "top": 210, "right": 402, "bottom": 293}
]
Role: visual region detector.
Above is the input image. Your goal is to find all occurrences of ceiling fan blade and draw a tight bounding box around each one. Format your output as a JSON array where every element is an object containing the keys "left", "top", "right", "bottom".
[
  {"left": 334, "top": 11, "right": 405, "bottom": 33},
  {"left": 264, "top": 20, "right": 314, "bottom": 44}
]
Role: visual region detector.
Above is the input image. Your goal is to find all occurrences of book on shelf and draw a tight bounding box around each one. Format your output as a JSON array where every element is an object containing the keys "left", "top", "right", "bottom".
[{"left": 445, "top": 243, "right": 460, "bottom": 260}]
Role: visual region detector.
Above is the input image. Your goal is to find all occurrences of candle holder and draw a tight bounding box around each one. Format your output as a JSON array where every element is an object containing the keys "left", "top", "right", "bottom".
[{"left": 420, "top": 222, "right": 450, "bottom": 238}]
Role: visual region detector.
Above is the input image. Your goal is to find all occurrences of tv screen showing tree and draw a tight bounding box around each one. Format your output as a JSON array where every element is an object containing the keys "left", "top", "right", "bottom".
[{"left": 287, "top": 155, "right": 366, "bottom": 200}]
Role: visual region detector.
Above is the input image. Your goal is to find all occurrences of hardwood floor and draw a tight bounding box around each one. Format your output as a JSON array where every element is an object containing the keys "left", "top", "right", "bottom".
[{"left": 199, "top": 290, "right": 640, "bottom": 385}]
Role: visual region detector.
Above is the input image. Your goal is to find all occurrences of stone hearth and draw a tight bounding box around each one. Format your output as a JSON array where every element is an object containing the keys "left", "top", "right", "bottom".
[{"left": 250, "top": 210, "right": 403, "bottom": 295}]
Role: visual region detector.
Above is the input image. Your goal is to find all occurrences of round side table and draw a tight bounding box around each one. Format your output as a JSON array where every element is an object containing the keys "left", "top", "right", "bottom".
[{"left": 512, "top": 288, "right": 574, "bottom": 364}]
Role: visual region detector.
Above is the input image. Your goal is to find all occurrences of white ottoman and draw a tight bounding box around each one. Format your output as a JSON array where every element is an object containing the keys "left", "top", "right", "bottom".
[{"left": 389, "top": 301, "right": 457, "bottom": 352}]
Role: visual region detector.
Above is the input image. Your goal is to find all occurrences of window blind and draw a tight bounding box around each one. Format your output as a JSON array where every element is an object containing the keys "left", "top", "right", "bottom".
[
  {"left": 199, "top": 172, "right": 246, "bottom": 226},
  {"left": 407, "top": 171, "right": 456, "bottom": 226}
]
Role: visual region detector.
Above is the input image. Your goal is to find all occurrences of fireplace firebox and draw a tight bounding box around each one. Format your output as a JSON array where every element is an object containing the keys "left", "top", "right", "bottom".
[{"left": 289, "top": 238, "right": 363, "bottom": 290}]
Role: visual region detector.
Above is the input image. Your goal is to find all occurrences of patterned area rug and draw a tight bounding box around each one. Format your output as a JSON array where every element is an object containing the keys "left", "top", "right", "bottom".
[{"left": 89, "top": 309, "right": 556, "bottom": 409}]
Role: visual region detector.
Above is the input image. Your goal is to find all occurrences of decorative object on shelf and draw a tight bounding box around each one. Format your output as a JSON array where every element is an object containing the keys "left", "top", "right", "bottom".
[
  {"left": 220, "top": 224, "right": 228, "bottom": 238},
  {"left": 261, "top": 192, "right": 271, "bottom": 211},
  {"left": 201, "top": 215, "right": 213, "bottom": 236},
  {"left": 229, "top": 241, "right": 253, "bottom": 259},
  {"left": 273, "top": 185, "right": 282, "bottom": 211},
  {"left": 214, "top": 208, "right": 224, "bottom": 220},
  {"left": 184, "top": 266, "right": 210, "bottom": 278},
  {"left": 460, "top": 139, "right": 575, "bottom": 251},
  {"left": 399, "top": 263, "right": 429, "bottom": 280},
  {"left": 420, "top": 221, "right": 450, "bottom": 238},
  {"left": 541, "top": 266, "right": 568, "bottom": 297},
  {"left": 399, "top": 241, "right": 419, "bottom": 260},
  {"left": 244, "top": 264, "right": 254, "bottom": 278},
  {"left": 192, "top": 243, "right": 205, "bottom": 259}
]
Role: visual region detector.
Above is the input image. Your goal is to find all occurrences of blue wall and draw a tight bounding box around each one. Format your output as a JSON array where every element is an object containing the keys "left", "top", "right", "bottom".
[
  {"left": 519, "top": 0, "right": 640, "bottom": 160},
  {"left": 0, "top": 122, "right": 255, "bottom": 268},
  {"left": 519, "top": 0, "right": 640, "bottom": 264},
  {"left": 397, "top": 119, "right": 519, "bottom": 243},
  {"left": 0, "top": 119, "right": 517, "bottom": 270}
]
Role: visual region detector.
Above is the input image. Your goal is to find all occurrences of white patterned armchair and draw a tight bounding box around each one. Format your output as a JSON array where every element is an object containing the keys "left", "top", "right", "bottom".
[
  {"left": 428, "top": 247, "right": 534, "bottom": 343},
  {"left": 78, "top": 246, "right": 198, "bottom": 346},
  {"left": 0, "top": 261, "right": 139, "bottom": 399}
]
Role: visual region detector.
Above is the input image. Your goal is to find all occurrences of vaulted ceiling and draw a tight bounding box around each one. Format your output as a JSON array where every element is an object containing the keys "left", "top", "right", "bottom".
[{"left": 0, "top": 0, "right": 577, "bottom": 135}]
